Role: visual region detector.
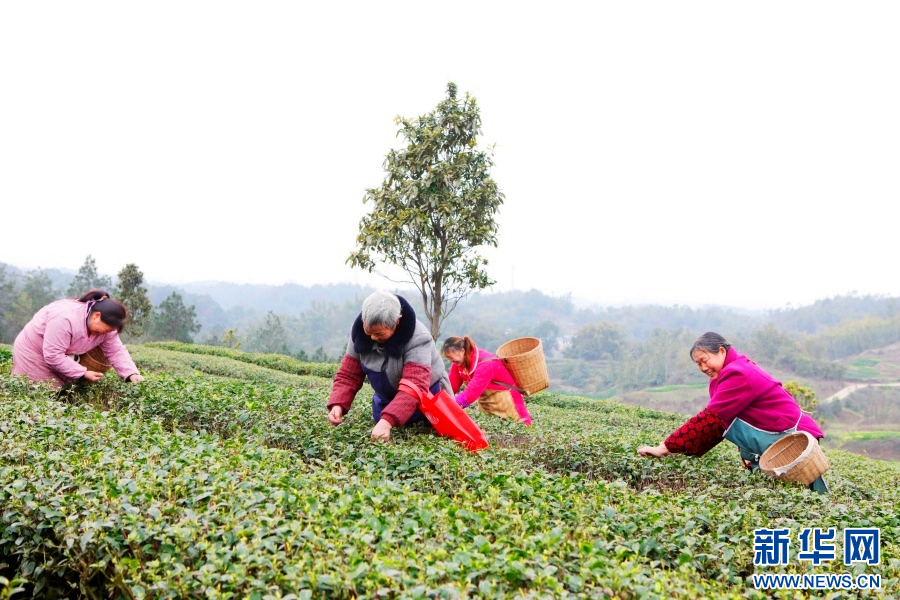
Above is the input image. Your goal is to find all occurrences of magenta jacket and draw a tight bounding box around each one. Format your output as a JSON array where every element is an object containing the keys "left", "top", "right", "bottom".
[
  {"left": 708, "top": 347, "right": 824, "bottom": 437},
  {"left": 449, "top": 346, "right": 532, "bottom": 425},
  {"left": 664, "top": 347, "right": 824, "bottom": 455},
  {"left": 12, "top": 298, "right": 139, "bottom": 387}
]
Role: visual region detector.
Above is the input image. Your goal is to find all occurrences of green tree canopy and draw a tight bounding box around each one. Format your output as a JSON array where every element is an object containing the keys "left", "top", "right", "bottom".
[
  {"left": 67, "top": 255, "right": 113, "bottom": 298},
  {"left": 348, "top": 82, "right": 504, "bottom": 340},
  {"left": 564, "top": 322, "right": 626, "bottom": 361},
  {"left": 116, "top": 263, "right": 153, "bottom": 341},
  {"left": 149, "top": 292, "right": 201, "bottom": 343}
]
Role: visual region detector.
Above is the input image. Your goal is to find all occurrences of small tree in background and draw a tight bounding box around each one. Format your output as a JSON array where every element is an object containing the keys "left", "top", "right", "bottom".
[
  {"left": 221, "top": 328, "right": 242, "bottom": 349},
  {"left": 67, "top": 255, "right": 113, "bottom": 297},
  {"left": 0, "top": 264, "right": 19, "bottom": 343},
  {"left": 149, "top": 292, "right": 201, "bottom": 342},
  {"left": 116, "top": 263, "right": 153, "bottom": 340},
  {"left": 8, "top": 269, "right": 58, "bottom": 338},
  {"left": 248, "top": 312, "right": 289, "bottom": 355},
  {"left": 348, "top": 82, "right": 504, "bottom": 340},
  {"left": 784, "top": 381, "right": 820, "bottom": 418},
  {"left": 564, "top": 322, "right": 626, "bottom": 361}
]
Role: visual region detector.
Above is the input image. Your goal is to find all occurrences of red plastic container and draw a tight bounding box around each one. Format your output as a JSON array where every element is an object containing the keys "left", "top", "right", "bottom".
[{"left": 398, "top": 378, "right": 489, "bottom": 452}]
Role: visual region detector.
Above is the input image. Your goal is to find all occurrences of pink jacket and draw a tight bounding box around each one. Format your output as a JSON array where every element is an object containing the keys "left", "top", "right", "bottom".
[
  {"left": 12, "top": 298, "right": 139, "bottom": 387},
  {"left": 708, "top": 347, "right": 824, "bottom": 438},
  {"left": 449, "top": 347, "right": 532, "bottom": 425}
]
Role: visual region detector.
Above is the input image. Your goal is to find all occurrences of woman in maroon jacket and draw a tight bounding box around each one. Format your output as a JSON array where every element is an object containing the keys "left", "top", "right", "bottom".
[{"left": 638, "top": 332, "right": 827, "bottom": 493}]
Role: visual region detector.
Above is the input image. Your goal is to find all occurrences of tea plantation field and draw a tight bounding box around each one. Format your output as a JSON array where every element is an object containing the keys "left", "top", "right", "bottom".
[{"left": 1, "top": 344, "right": 898, "bottom": 599}]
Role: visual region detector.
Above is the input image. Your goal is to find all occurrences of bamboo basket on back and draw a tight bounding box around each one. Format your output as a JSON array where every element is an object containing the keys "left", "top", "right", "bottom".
[{"left": 495, "top": 337, "right": 550, "bottom": 396}]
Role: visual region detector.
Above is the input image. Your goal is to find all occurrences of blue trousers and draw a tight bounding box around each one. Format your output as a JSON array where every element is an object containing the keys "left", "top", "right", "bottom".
[{"left": 372, "top": 393, "right": 430, "bottom": 425}]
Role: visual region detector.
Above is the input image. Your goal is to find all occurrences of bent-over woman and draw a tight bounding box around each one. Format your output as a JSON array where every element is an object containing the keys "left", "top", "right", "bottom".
[
  {"left": 13, "top": 289, "right": 144, "bottom": 388},
  {"left": 638, "top": 332, "right": 827, "bottom": 493},
  {"left": 327, "top": 290, "right": 451, "bottom": 442},
  {"left": 442, "top": 335, "right": 532, "bottom": 425}
]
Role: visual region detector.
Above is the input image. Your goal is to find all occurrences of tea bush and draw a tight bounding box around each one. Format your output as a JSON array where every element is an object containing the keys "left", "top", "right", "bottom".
[{"left": 1, "top": 344, "right": 898, "bottom": 598}]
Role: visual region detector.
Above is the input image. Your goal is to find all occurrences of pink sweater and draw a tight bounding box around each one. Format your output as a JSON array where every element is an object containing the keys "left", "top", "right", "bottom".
[
  {"left": 12, "top": 299, "right": 139, "bottom": 387},
  {"left": 709, "top": 347, "right": 824, "bottom": 438},
  {"left": 449, "top": 347, "right": 532, "bottom": 425}
]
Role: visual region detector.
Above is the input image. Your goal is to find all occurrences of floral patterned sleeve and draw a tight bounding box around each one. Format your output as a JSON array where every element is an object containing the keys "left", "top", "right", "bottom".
[{"left": 664, "top": 408, "right": 727, "bottom": 457}]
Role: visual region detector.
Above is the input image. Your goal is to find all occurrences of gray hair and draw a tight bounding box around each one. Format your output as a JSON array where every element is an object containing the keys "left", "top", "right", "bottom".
[
  {"left": 361, "top": 290, "right": 402, "bottom": 328},
  {"left": 690, "top": 332, "right": 731, "bottom": 358}
]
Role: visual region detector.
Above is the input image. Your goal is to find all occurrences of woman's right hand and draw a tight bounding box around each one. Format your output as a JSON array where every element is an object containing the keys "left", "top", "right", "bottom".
[
  {"left": 637, "top": 443, "right": 670, "bottom": 458},
  {"left": 83, "top": 370, "right": 103, "bottom": 382},
  {"left": 328, "top": 405, "right": 344, "bottom": 426}
]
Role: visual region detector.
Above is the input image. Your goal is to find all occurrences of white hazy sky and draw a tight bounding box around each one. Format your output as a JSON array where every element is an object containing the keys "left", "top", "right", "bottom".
[{"left": 2, "top": 2, "right": 898, "bottom": 310}]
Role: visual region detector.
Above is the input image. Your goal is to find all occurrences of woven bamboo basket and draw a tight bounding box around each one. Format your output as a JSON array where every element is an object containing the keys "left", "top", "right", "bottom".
[
  {"left": 759, "top": 431, "right": 829, "bottom": 485},
  {"left": 495, "top": 337, "right": 549, "bottom": 396},
  {"left": 78, "top": 346, "right": 112, "bottom": 374}
]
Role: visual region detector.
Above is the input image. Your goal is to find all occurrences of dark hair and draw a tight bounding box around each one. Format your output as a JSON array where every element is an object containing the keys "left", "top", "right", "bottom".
[
  {"left": 78, "top": 289, "right": 128, "bottom": 333},
  {"left": 690, "top": 332, "right": 731, "bottom": 359},
  {"left": 442, "top": 335, "right": 476, "bottom": 372}
]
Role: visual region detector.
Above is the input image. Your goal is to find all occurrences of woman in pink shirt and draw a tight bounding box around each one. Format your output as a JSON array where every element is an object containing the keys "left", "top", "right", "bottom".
[
  {"left": 638, "top": 332, "right": 827, "bottom": 492},
  {"left": 12, "top": 289, "right": 144, "bottom": 388},
  {"left": 441, "top": 335, "right": 532, "bottom": 425}
]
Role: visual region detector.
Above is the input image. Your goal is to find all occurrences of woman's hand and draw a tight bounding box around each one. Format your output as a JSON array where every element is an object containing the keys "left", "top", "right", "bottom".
[
  {"left": 83, "top": 370, "right": 103, "bottom": 382},
  {"left": 328, "top": 406, "right": 344, "bottom": 426},
  {"left": 127, "top": 374, "right": 144, "bottom": 383},
  {"left": 370, "top": 419, "right": 392, "bottom": 442},
  {"left": 638, "top": 443, "right": 670, "bottom": 458}
]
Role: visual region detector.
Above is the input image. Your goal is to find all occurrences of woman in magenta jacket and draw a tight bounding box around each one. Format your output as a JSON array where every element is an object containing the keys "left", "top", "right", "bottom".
[
  {"left": 12, "top": 289, "right": 144, "bottom": 388},
  {"left": 441, "top": 336, "right": 532, "bottom": 425},
  {"left": 637, "top": 332, "right": 827, "bottom": 492}
]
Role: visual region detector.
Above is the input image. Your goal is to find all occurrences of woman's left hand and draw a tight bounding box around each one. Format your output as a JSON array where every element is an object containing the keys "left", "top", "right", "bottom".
[
  {"left": 370, "top": 419, "right": 392, "bottom": 442},
  {"left": 127, "top": 374, "right": 145, "bottom": 383}
]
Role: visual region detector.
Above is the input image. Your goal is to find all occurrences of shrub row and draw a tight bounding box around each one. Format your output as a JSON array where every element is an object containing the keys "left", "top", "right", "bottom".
[{"left": 141, "top": 342, "right": 339, "bottom": 378}]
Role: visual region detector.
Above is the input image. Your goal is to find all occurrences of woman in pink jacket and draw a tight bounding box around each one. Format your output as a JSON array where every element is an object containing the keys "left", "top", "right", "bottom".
[
  {"left": 12, "top": 289, "right": 144, "bottom": 388},
  {"left": 638, "top": 332, "right": 827, "bottom": 492},
  {"left": 441, "top": 336, "right": 532, "bottom": 425}
]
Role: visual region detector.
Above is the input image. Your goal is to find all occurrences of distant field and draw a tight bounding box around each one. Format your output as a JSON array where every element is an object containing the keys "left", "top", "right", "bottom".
[
  {"left": 644, "top": 383, "right": 707, "bottom": 393},
  {"left": 839, "top": 342, "right": 900, "bottom": 380}
]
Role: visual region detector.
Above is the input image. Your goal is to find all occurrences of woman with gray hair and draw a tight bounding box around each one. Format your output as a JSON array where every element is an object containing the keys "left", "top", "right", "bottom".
[
  {"left": 327, "top": 290, "right": 451, "bottom": 442},
  {"left": 638, "top": 332, "right": 828, "bottom": 493}
]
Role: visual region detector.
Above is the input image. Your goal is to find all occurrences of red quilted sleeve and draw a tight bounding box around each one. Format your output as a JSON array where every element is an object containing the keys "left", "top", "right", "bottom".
[
  {"left": 380, "top": 362, "right": 430, "bottom": 427},
  {"left": 327, "top": 356, "right": 365, "bottom": 414}
]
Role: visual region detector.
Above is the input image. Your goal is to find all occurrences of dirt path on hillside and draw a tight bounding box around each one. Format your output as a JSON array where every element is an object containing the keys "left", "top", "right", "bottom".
[{"left": 823, "top": 382, "right": 900, "bottom": 403}]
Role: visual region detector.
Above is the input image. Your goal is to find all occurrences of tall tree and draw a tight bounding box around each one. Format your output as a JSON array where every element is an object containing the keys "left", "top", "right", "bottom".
[
  {"left": 116, "top": 263, "right": 153, "bottom": 340},
  {"left": 67, "top": 255, "right": 113, "bottom": 297},
  {"left": 348, "top": 82, "right": 504, "bottom": 340},
  {"left": 149, "top": 292, "right": 201, "bottom": 342}
]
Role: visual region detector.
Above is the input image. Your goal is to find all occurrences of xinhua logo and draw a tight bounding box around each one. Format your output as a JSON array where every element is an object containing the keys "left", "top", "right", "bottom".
[{"left": 844, "top": 528, "right": 880, "bottom": 566}]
